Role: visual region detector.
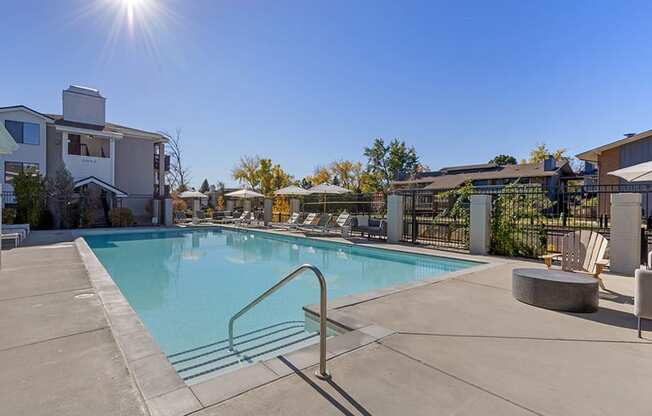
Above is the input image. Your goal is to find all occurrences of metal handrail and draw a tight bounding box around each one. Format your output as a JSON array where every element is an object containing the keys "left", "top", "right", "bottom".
[{"left": 227, "top": 264, "right": 331, "bottom": 379}]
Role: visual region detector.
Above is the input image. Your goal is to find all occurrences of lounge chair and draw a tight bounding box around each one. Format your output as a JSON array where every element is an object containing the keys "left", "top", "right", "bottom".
[
  {"left": 297, "top": 213, "right": 331, "bottom": 233},
  {"left": 542, "top": 230, "right": 609, "bottom": 289},
  {"left": 233, "top": 211, "right": 254, "bottom": 227},
  {"left": 270, "top": 212, "right": 301, "bottom": 229},
  {"left": 217, "top": 211, "right": 249, "bottom": 224},
  {"left": 304, "top": 212, "right": 350, "bottom": 235},
  {"left": 288, "top": 213, "right": 318, "bottom": 231},
  {"left": 2, "top": 232, "right": 21, "bottom": 248},
  {"left": 174, "top": 211, "right": 192, "bottom": 224}
]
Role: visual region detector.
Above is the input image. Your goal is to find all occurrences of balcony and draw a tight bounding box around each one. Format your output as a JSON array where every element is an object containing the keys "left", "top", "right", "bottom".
[
  {"left": 154, "top": 154, "right": 171, "bottom": 172},
  {"left": 154, "top": 185, "right": 171, "bottom": 198}
]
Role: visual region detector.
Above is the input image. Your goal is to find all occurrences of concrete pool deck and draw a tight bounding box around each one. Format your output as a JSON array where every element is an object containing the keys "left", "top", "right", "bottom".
[{"left": 2, "top": 229, "right": 652, "bottom": 415}]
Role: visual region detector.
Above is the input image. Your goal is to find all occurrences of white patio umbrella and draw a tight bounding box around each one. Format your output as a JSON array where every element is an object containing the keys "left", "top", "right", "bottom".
[
  {"left": 179, "top": 190, "right": 209, "bottom": 199},
  {"left": 225, "top": 189, "right": 265, "bottom": 198},
  {"left": 225, "top": 189, "right": 264, "bottom": 214},
  {"left": 179, "top": 191, "right": 209, "bottom": 220},
  {"left": 274, "top": 185, "right": 311, "bottom": 196},
  {"left": 608, "top": 161, "right": 652, "bottom": 182},
  {"left": 308, "top": 184, "right": 352, "bottom": 212}
]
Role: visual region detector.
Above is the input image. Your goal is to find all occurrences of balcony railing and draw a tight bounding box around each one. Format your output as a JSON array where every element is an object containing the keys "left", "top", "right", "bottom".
[{"left": 154, "top": 154, "right": 171, "bottom": 172}]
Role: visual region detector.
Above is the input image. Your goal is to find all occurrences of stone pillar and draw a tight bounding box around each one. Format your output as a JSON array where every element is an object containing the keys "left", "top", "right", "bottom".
[
  {"left": 264, "top": 198, "right": 273, "bottom": 225},
  {"left": 192, "top": 199, "right": 200, "bottom": 222},
  {"left": 470, "top": 194, "right": 492, "bottom": 255},
  {"left": 163, "top": 198, "right": 173, "bottom": 226},
  {"left": 226, "top": 199, "right": 235, "bottom": 212},
  {"left": 610, "top": 193, "right": 642, "bottom": 275},
  {"left": 387, "top": 194, "right": 404, "bottom": 243},
  {"left": 152, "top": 199, "right": 160, "bottom": 225},
  {"left": 290, "top": 198, "right": 301, "bottom": 214}
]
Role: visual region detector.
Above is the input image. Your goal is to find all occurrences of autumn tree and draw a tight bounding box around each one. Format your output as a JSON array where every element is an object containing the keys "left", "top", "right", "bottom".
[
  {"left": 231, "top": 155, "right": 261, "bottom": 190},
  {"left": 529, "top": 144, "right": 568, "bottom": 163}
]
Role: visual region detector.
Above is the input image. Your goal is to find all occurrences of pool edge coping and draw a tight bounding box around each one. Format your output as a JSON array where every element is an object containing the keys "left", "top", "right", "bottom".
[{"left": 73, "top": 226, "right": 507, "bottom": 415}]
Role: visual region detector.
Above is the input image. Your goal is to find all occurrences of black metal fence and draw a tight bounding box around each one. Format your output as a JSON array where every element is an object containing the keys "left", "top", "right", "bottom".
[
  {"left": 397, "top": 189, "right": 470, "bottom": 250},
  {"left": 301, "top": 192, "right": 387, "bottom": 218},
  {"left": 395, "top": 183, "right": 652, "bottom": 259}
]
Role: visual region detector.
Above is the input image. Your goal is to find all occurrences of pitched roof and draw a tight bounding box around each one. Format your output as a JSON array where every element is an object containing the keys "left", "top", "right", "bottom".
[
  {"left": 45, "top": 114, "right": 167, "bottom": 142},
  {"left": 0, "top": 105, "right": 55, "bottom": 121},
  {"left": 73, "top": 176, "right": 128, "bottom": 197},
  {"left": 576, "top": 129, "right": 652, "bottom": 162},
  {"left": 422, "top": 160, "right": 570, "bottom": 190}
]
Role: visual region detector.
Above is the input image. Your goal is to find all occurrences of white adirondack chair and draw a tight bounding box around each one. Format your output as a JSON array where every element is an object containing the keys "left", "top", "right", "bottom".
[{"left": 542, "top": 230, "right": 609, "bottom": 289}]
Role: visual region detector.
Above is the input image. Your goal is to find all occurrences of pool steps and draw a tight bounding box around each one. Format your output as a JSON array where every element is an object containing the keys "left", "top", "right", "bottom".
[{"left": 167, "top": 320, "right": 318, "bottom": 381}]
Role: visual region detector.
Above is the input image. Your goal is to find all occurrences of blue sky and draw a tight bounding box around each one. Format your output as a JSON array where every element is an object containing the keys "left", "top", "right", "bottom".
[{"left": 3, "top": 0, "right": 652, "bottom": 187}]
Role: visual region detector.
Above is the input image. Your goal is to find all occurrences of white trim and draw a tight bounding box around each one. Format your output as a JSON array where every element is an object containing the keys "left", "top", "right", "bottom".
[
  {"left": 0, "top": 106, "right": 54, "bottom": 122},
  {"left": 54, "top": 124, "right": 123, "bottom": 139},
  {"left": 74, "top": 177, "right": 128, "bottom": 197}
]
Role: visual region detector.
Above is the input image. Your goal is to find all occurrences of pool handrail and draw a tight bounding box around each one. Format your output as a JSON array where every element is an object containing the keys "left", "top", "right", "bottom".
[{"left": 227, "top": 264, "right": 331, "bottom": 379}]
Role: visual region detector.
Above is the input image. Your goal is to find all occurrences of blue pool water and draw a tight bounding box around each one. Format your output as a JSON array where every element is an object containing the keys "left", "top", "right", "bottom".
[{"left": 85, "top": 228, "right": 478, "bottom": 376}]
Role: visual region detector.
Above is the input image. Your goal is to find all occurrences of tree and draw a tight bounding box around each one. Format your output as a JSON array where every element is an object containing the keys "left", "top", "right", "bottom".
[
  {"left": 231, "top": 155, "right": 261, "bottom": 189},
  {"left": 162, "top": 129, "right": 191, "bottom": 192},
  {"left": 46, "top": 166, "right": 76, "bottom": 229},
  {"left": 271, "top": 164, "right": 292, "bottom": 191},
  {"left": 199, "top": 179, "right": 210, "bottom": 193},
  {"left": 258, "top": 158, "right": 274, "bottom": 196},
  {"left": 529, "top": 143, "right": 568, "bottom": 163},
  {"left": 307, "top": 166, "right": 331, "bottom": 185},
  {"left": 330, "top": 160, "right": 363, "bottom": 191},
  {"left": 363, "top": 138, "right": 419, "bottom": 190},
  {"left": 13, "top": 168, "right": 46, "bottom": 227},
  {"left": 489, "top": 154, "right": 517, "bottom": 166}
]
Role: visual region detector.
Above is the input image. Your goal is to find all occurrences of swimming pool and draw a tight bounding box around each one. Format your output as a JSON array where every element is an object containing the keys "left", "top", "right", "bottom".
[{"left": 85, "top": 228, "right": 479, "bottom": 381}]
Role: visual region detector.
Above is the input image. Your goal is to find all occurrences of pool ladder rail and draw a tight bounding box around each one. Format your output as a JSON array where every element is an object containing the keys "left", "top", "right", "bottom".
[{"left": 227, "top": 264, "right": 331, "bottom": 380}]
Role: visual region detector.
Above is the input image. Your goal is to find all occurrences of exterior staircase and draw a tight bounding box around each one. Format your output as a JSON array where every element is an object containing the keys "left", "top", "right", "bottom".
[{"left": 167, "top": 321, "right": 318, "bottom": 382}]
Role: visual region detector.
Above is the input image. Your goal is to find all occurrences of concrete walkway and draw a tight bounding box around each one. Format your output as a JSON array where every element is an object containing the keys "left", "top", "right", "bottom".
[
  {"left": 204, "top": 261, "right": 652, "bottom": 416},
  {"left": 0, "top": 232, "right": 147, "bottom": 416},
  {"left": 3, "top": 230, "right": 652, "bottom": 415}
]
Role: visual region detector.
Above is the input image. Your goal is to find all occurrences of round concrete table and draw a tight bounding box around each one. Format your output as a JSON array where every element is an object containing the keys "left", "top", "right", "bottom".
[{"left": 512, "top": 268, "right": 599, "bottom": 313}]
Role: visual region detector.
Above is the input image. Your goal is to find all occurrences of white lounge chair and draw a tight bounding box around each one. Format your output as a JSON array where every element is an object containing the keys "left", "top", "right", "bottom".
[
  {"left": 271, "top": 212, "right": 301, "bottom": 229},
  {"left": 542, "top": 230, "right": 609, "bottom": 289},
  {"left": 289, "top": 213, "right": 318, "bottom": 231},
  {"left": 2, "top": 232, "right": 21, "bottom": 248},
  {"left": 304, "top": 212, "right": 350, "bottom": 235},
  {"left": 297, "top": 213, "right": 332, "bottom": 232}
]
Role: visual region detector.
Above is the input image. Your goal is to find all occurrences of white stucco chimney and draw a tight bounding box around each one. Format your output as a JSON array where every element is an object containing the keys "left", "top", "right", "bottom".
[{"left": 62, "top": 85, "right": 106, "bottom": 126}]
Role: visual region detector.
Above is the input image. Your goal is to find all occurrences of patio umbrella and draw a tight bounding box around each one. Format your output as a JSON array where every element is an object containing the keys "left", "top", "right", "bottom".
[
  {"left": 274, "top": 185, "right": 311, "bottom": 196},
  {"left": 179, "top": 191, "right": 208, "bottom": 219},
  {"left": 179, "top": 190, "right": 209, "bottom": 199},
  {"left": 225, "top": 189, "right": 265, "bottom": 199},
  {"left": 225, "top": 189, "right": 264, "bottom": 214},
  {"left": 308, "top": 184, "right": 352, "bottom": 212},
  {"left": 608, "top": 161, "right": 652, "bottom": 182}
]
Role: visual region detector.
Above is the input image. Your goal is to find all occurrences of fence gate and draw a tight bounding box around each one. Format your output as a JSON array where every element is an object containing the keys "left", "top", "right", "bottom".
[{"left": 399, "top": 189, "right": 470, "bottom": 250}]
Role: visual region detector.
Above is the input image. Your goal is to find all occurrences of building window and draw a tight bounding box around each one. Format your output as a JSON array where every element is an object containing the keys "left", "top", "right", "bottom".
[
  {"left": 4, "top": 120, "right": 40, "bottom": 145},
  {"left": 67, "top": 133, "right": 110, "bottom": 158},
  {"left": 4, "top": 161, "right": 39, "bottom": 184}
]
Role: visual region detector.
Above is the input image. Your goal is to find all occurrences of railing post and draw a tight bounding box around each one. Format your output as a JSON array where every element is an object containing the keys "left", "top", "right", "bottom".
[
  {"left": 610, "top": 193, "right": 642, "bottom": 275},
  {"left": 470, "top": 194, "right": 492, "bottom": 255},
  {"left": 411, "top": 191, "right": 417, "bottom": 243},
  {"left": 387, "top": 194, "right": 404, "bottom": 243}
]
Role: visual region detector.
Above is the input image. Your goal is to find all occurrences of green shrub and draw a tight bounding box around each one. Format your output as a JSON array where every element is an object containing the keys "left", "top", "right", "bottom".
[
  {"left": 12, "top": 170, "right": 46, "bottom": 228},
  {"left": 108, "top": 208, "right": 133, "bottom": 227},
  {"left": 2, "top": 207, "right": 16, "bottom": 225}
]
